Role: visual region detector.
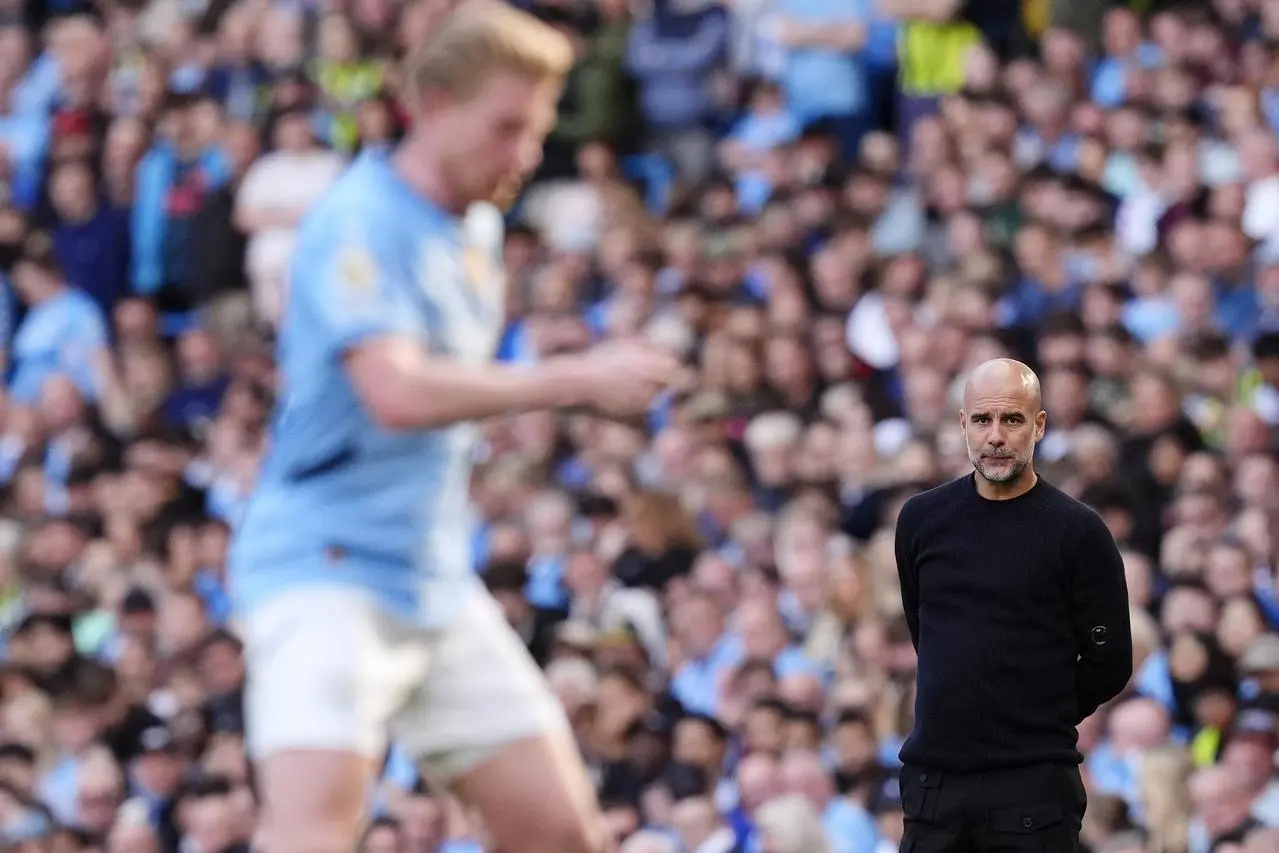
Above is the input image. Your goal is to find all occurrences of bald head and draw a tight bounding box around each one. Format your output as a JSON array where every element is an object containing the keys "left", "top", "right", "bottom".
[
  {"left": 960, "top": 359, "right": 1046, "bottom": 496},
  {"left": 963, "top": 359, "right": 1042, "bottom": 412}
]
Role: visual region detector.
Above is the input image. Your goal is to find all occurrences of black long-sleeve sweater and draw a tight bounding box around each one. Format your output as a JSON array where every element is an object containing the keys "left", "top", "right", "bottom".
[{"left": 894, "top": 474, "right": 1133, "bottom": 772}]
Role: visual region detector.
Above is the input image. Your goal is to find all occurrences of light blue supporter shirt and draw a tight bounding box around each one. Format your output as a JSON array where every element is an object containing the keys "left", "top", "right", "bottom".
[
  {"left": 227, "top": 150, "right": 507, "bottom": 628},
  {"left": 9, "top": 288, "right": 109, "bottom": 405},
  {"left": 774, "top": 0, "right": 868, "bottom": 122}
]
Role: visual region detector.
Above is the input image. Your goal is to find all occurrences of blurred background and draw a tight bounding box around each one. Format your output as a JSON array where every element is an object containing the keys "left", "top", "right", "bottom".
[{"left": 1, "top": 0, "right": 1279, "bottom": 852}]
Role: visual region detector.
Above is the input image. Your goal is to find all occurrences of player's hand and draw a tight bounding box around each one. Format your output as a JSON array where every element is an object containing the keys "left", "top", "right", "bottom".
[{"left": 566, "top": 339, "right": 679, "bottom": 419}]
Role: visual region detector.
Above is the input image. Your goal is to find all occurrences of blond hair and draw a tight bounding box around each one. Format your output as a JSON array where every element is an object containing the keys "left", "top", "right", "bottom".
[
  {"left": 1139, "top": 745, "right": 1193, "bottom": 853},
  {"left": 404, "top": 0, "right": 573, "bottom": 102}
]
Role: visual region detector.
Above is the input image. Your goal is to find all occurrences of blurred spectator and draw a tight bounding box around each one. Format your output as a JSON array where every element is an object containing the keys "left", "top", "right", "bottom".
[
  {"left": 626, "top": 0, "right": 729, "bottom": 184},
  {"left": 131, "top": 92, "right": 232, "bottom": 331},
  {"left": 234, "top": 103, "right": 343, "bottom": 327},
  {"left": 8, "top": 232, "right": 113, "bottom": 408},
  {"left": 763, "top": 0, "right": 869, "bottom": 158},
  {"left": 3, "top": 1, "right": 1279, "bottom": 852},
  {"left": 48, "top": 159, "right": 130, "bottom": 319}
]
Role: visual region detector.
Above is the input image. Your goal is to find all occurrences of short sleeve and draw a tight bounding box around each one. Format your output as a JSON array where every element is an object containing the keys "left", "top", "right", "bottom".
[{"left": 292, "top": 211, "right": 430, "bottom": 356}]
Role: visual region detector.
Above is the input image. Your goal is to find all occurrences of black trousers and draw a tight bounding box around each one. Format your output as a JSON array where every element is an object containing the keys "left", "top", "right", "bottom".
[{"left": 899, "top": 762, "right": 1087, "bottom": 853}]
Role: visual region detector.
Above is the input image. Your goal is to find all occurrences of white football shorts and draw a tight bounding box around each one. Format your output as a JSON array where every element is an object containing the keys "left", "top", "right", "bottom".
[{"left": 240, "top": 584, "right": 568, "bottom": 784}]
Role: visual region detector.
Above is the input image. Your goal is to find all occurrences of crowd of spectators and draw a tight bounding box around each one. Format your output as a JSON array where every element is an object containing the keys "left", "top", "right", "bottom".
[{"left": 2, "top": 0, "right": 1279, "bottom": 852}]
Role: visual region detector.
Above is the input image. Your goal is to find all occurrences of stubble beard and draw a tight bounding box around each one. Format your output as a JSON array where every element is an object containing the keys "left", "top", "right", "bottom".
[
  {"left": 971, "top": 453, "right": 1028, "bottom": 485},
  {"left": 965, "top": 436, "right": 1029, "bottom": 485}
]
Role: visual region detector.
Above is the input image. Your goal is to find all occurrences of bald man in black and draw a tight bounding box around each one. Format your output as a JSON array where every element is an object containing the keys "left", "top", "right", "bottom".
[{"left": 894, "top": 359, "right": 1132, "bottom": 853}]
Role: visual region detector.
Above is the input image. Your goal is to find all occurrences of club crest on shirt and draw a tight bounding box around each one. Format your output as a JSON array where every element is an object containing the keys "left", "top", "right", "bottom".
[
  {"left": 337, "top": 244, "right": 378, "bottom": 296},
  {"left": 462, "top": 244, "right": 494, "bottom": 297}
]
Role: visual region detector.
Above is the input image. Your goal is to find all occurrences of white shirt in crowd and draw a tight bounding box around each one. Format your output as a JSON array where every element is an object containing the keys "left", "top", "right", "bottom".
[{"left": 237, "top": 148, "right": 346, "bottom": 326}]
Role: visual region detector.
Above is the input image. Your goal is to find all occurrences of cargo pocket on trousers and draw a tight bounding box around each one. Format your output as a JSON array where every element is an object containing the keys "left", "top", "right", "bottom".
[
  {"left": 989, "top": 801, "right": 1065, "bottom": 852},
  {"left": 901, "top": 769, "right": 943, "bottom": 823}
]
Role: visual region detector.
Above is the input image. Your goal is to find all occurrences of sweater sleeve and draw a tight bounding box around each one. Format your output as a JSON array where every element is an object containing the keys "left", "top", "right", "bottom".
[
  {"left": 1068, "top": 512, "right": 1133, "bottom": 723},
  {"left": 895, "top": 496, "right": 923, "bottom": 651}
]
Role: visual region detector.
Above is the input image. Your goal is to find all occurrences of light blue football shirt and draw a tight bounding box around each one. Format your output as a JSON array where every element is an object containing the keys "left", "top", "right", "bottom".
[
  {"left": 227, "top": 149, "right": 507, "bottom": 627},
  {"left": 9, "top": 287, "right": 109, "bottom": 405}
]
